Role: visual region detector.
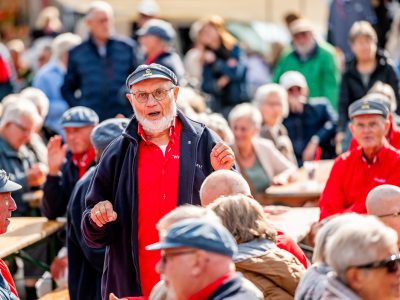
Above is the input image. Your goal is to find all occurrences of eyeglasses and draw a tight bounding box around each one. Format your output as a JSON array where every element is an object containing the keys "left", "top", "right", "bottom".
[
  {"left": 353, "top": 253, "right": 400, "bottom": 274},
  {"left": 129, "top": 87, "right": 174, "bottom": 103},
  {"left": 377, "top": 211, "right": 400, "bottom": 218},
  {"left": 160, "top": 249, "right": 197, "bottom": 265}
]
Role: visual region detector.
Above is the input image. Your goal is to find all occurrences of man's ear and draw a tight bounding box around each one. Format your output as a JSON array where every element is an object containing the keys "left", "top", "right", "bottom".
[
  {"left": 191, "top": 251, "right": 207, "bottom": 277},
  {"left": 348, "top": 121, "right": 355, "bottom": 137},
  {"left": 384, "top": 118, "right": 390, "bottom": 136},
  {"left": 346, "top": 268, "right": 365, "bottom": 292},
  {"left": 173, "top": 86, "right": 180, "bottom": 102},
  {"left": 126, "top": 93, "right": 134, "bottom": 104}
]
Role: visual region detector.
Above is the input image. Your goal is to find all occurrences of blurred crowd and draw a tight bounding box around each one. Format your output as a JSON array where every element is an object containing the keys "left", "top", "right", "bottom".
[{"left": 1, "top": 0, "right": 400, "bottom": 299}]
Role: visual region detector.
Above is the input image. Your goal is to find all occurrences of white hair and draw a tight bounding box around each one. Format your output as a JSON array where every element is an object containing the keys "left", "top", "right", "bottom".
[
  {"left": 197, "top": 113, "right": 234, "bottom": 144},
  {"left": 0, "top": 100, "right": 42, "bottom": 129},
  {"left": 253, "top": 83, "right": 289, "bottom": 118},
  {"left": 228, "top": 103, "right": 263, "bottom": 130},
  {"left": 86, "top": 1, "right": 114, "bottom": 20},
  {"left": 325, "top": 215, "right": 398, "bottom": 282},
  {"left": 20, "top": 87, "right": 49, "bottom": 120},
  {"left": 51, "top": 33, "right": 81, "bottom": 59}
]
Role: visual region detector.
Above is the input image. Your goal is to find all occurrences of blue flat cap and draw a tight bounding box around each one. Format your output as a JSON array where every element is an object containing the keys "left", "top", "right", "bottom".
[
  {"left": 146, "top": 219, "right": 238, "bottom": 257},
  {"left": 137, "top": 19, "right": 175, "bottom": 42},
  {"left": 0, "top": 170, "right": 21, "bottom": 193},
  {"left": 91, "top": 118, "right": 129, "bottom": 153},
  {"left": 61, "top": 106, "right": 99, "bottom": 128},
  {"left": 348, "top": 97, "right": 389, "bottom": 119},
  {"left": 126, "top": 63, "right": 178, "bottom": 88}
]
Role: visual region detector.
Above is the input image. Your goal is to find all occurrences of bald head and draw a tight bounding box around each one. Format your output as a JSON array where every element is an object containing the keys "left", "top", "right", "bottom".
[
  {"left": 200, "top": 170, "right": 251, "bottom": 206},
  {"left": 366, "top": 185, "right": 400, "bottom": 216}
]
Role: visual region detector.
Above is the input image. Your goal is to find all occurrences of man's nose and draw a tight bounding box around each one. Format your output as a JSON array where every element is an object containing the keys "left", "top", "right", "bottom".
[{"left": 8, "top": 196, "right": 17, "bottom": 212}]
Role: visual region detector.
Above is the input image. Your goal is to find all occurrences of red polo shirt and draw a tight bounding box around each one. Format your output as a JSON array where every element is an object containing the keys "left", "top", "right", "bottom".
[
  {"left": 137, "top": 118, "right": 181, "bottom": 296},
  {"left": 188, "top": 272, "right": 235, "bottom": 300},
  {"left": 319, "top": 142, "right": 400, "bottom": 220},
  {"left": 349, "top": 118, "right": 400, "bottom": 150}
]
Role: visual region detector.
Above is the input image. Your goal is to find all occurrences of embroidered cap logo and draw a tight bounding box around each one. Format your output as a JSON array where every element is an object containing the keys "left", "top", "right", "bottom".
[{"left": 143, "top": 69, "right": 153, "bottom": 77}]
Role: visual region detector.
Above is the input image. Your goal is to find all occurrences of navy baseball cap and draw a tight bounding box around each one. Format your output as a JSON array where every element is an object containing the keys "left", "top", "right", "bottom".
[
  {"left": 137, "top": 19, "right": 175, "bottom": 42},
  {"left": 126, "top": 63, "right": 178, "bottom": 88},
  {"left": 91, "top": 118, "right": 129, "bottom": 153},
  {"left": 61, "top": 106, "right": 99, "bottom": 128},
  {"left": 348, "top": 97, "right": 389, "bottom": 119},
  {"left": 146, "top": 219, "right": 238, "bottom": 257},
  {"left": 0, "top": 170, "right": 21, "bottom": 193}
]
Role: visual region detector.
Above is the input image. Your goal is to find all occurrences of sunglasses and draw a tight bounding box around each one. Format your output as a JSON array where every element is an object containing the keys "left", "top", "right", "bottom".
[{"left": 354, "top": 253, "right": 400, "bottom": 274}]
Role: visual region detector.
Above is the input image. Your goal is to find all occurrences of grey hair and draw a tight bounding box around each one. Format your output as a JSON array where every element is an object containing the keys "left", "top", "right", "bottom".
[
  {"left": 0, "top": 100, "right": 42, "bottom": 129},
  {"left": 198, "top": 113, "right": 234, "bottom": 145},
  {"left": 349, "top": 21, "right": 377, "bottom": 44},
  {"left": 313, "top": 213, "right": 366, "bottom": 264},
  {"left": 253, "top": 83, "right": 289, "bottom": 118},
  {"left": 85, "top": 1, "right": 114, "bottom": 20},
  {"left": 228, "top": 103, "right": 263, "bottom": 130},
  {"left": 325, "top": 215, "right": 398, "bottom": 282},
  {"left": 51, "top": 33, "right": 81, "bottom": 60},
  {"left": 368, "top": 81, "right": 397, "bottom": 112},
  {"left": 20, "top": 87, "right": 49, "bottom": 120}
]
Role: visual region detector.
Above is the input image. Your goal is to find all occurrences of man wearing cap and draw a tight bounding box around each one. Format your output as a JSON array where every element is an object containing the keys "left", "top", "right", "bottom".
[
  {"left": 61, "top": 1, "right": 142, "bottom": 121},
  {"left": 147, "top": 219, "right": 260, "bottom": 300},
  {"left": 279, "top": 71, "right": 337, "bottom": 165},
  {"left": 137, "top": 19, "right": 185, "bottom": 81},
  {"left": 66, "top": 118, "right": 129, "bottom": 300},
  {"left": 0, "top": 169, "right": 22, "bottom": 299},
  {"left": 41, "top": 106, "right": 99, "bottom": 219},
  {"left": 273, "top": 18, "right": 340, "bottom": 110},
  {"left": 319, "top": 97, "right": 400, "bottom": 220},
  {"left": 82, "top": 63, "right": 235, "bottom": 299}
]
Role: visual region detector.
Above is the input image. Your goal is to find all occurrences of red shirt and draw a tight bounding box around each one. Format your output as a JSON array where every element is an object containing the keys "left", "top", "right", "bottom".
[
  {"left": 137, "top": 119, "right": 181, "bottom": 296},
  {"left": 319, "top": 142, "right": 400, "bottom": 220},
  {"left": 0, "top": 259, "right": 18, "bottom": 297},
  {"left": 276, "top": 231, "right": 310, "bottom": 269},
  {"left": 349, "top": 119, "right": 400, "bottom": 150},
  {"left": 188, "top": 272, "right": 235, "bottom": 300}
]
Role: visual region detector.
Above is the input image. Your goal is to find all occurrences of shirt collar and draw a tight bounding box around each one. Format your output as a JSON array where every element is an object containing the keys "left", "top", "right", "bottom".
[
  {"left": 360, "top": 140, "right": 390, "bottom": 165},
  {"left": 137, "top": 117, "right": 177, "bottom": 144},
  {"left": 188, "top": 272, "right": 235, "bottom": 300}
]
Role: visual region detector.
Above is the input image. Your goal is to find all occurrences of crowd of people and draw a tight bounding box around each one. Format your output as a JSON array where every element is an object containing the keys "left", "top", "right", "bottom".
[{"left": 1, "top": 0, "right": 400, "bottom": 299}]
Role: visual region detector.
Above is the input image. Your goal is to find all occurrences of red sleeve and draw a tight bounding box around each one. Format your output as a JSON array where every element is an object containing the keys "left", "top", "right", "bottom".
[
  {"left": 0, "top": 259, "right": 18, "bottom": 297},
  {"left": 276, "top": 231, "right": 310, "bottom": 269},
  {"left": 318, "top": 159, "right": 346, "bottom": 221}
]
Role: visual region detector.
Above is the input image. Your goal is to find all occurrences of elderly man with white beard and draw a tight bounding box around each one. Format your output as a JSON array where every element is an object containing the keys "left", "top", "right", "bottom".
[{"left": 81, "top": 63, "right": 235, "bottom": 299}]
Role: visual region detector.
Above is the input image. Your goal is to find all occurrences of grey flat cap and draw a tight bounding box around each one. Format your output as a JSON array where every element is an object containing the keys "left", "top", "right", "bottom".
[
  {"left": 147, "top": 218, "right": 238, "bottom": 257},
  {"left": 0, "top": 170, "right": 22, "bottom": 193},
  {"left": 348, "top": 97, "right": 389, "bottom": 119},
  {"left": 61, "top": 106, "right": 99, "bottom": 128},
  {"left": 91, "top": 118, "right": 130, "bottom": 153}
]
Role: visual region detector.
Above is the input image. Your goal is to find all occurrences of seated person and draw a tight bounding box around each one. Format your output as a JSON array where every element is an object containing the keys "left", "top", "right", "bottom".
[
  {"left": 253, "top": 83, "right": 297, "bottom": 165},
  {"left": 209, "top": 194, "right": 305, "bottom": 299},
  {"left": 0, "top": 170, "right": 22, "bottom": 299},
  {"left": 280, "top": 71, "right": 337, "bottom": 165},
  {"left": 228, "top": 103, "right": 296, "bottom": 200},
  {"left": 319, "top": 97, "right": 400, "bottom": 220},
  {"left": 323, "top": 215, "right": 400, "bottom": 300}
]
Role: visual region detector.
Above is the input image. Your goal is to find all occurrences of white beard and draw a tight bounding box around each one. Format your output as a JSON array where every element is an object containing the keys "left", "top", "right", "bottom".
[{"left": 134, "top": 100, "right": 177, "bottom": 133}]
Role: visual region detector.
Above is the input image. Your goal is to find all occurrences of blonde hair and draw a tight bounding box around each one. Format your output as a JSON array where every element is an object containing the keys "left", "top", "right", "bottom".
[
  {"left": 208, "top": 194, "right": 277, "bottom": 244},
  {"left": 349, "top": 21, "right": 377, "bottom": 44},
  {"left": 200, "top": 15, "right": 237, "bottom": 51}
]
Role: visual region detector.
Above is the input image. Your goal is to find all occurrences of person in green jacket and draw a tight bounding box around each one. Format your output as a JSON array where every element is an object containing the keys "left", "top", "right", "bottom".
[{"left": 273, "top": 18, "right": 341, "bottom": 111}]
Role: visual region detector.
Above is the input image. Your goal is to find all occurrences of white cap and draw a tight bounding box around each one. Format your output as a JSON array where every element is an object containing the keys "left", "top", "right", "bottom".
[
  {"left": 137, "top": 0, "right": 160, "bottom": 16},
  {"left": 279, "top": 71, "right": 308, "bottom": 90}
]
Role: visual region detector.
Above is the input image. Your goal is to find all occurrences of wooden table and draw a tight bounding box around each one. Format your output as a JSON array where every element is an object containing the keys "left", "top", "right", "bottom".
[
  {"left": 263, "top": 160, "right": 334, "bottom": 206},
  {"left": 0, "top": 217, "right": 65, "bottom": 259},
  {"left": 39, "top": 288, "right": 69, "bottom": 300},
  {"left": 267, "top": 207, "right": 320, "bottom": 242}
]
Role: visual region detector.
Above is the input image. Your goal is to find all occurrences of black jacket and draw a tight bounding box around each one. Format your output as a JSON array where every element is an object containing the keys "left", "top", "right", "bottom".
[
  {"left": 81, "top": 111, "right": 221, "bottom": 299},
  {"left": 67, "top": 167, "right": 104, "bottom": 300},
  {"left": 209, "top": 275, "right": 260, "bottom": 300},
  {"left": 42, "top": 152, "right": 96, "bottom": 219},
  {"left": 338, "top": 50, "right": 400, "bottom": 131}
]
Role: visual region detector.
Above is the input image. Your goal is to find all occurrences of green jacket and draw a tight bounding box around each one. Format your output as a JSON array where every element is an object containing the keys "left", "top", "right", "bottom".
[{"left": 273, "top": 41, "right": 340, "bottom": 110}]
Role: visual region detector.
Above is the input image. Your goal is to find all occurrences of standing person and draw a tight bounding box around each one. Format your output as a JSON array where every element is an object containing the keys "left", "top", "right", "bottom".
[
  {"left": 81, "top": 63, "right": 235, "bottom": 299},
  {"left": 199, "top": 15, "right": 248, "bottom": 117},
  {"left": 33, "top": 33, "right": 82, "bottom": 137},
  {"left": 137, "top": 19, "right": 184, "bottom": 81},
  {"left": 273, "top": 18, "right": 340, "bottom": 111},
  {"left": 319, "top": 97, "right": 400, "bottom": 220},
  {"left": 61, "top": 1, "right": 142, "bottom": 121},
  {"left": 41, "top": 106, "right": 98, "bottom": 219},
  {"left": 0, "top": 170, "right": 22, "bottom": 299},
  {"left": 336, "top": 21, "right": 400, "bottom": 152}
]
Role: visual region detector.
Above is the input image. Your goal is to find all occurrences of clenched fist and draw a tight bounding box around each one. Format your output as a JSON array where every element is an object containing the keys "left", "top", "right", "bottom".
[{"left": 90, "top": 200, "right": 117, "bottom": 228}]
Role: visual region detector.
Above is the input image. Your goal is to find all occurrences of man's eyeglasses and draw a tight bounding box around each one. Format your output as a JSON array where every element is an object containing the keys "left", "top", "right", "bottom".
[
  {"left": 160, "top": 249, "right": 196, "bottom": 265},
  {"left": 129, "top": 87, "right": 174, "bottom": 103},
  {"left": 378, "top": 211, "right": 400, "bottom": 218},
  {"left": 353, "top": 253, "right": 400, "bottom": 274}
]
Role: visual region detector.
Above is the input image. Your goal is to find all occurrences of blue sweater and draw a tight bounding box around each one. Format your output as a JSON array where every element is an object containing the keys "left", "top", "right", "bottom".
[
  {"left": 61, "top": 35, "right": 142, "bottom": 121},
  {"left": 81, "top": 110, "right": 221, "bottom": 299}
]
